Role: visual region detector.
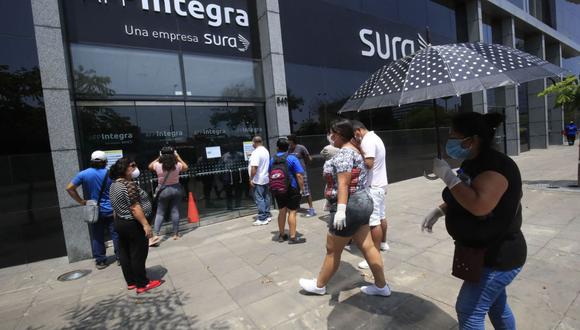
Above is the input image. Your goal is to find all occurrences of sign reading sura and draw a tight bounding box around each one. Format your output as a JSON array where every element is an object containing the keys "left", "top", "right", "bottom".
[{"left": 62, "top": 0, "right": 260, "bottom": 59}]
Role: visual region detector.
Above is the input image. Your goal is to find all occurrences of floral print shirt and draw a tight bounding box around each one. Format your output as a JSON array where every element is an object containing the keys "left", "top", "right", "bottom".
[{"left": 323, "top": 147, "right": 368, "bottom": 203}]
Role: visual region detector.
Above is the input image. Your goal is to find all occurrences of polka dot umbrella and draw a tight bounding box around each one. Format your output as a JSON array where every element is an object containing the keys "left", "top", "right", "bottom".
[
  {"left": 339, "top": 41, "right": 566, "bottom": 177},
  {"left": 340, "top": 42, "right": 566, "bottom": 113}
]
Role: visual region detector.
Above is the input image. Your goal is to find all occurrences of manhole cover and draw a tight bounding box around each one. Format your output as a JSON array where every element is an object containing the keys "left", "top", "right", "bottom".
[{"left": 57, "top": 269, "right": 91, "bottom": 282}]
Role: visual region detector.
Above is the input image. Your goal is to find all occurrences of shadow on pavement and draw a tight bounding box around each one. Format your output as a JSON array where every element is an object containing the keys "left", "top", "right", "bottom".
[
  {"left": 326, "top": 290, "right": 457, "bottom": 329},
  {"left": 307, "top": 261, "right": 457, "bottom": 329},
  {"left": 61, "top": 265, "right": 197, "bottom": 329},
  {"left": 523, "top": 180, "right": 579, "bottom": 188}
]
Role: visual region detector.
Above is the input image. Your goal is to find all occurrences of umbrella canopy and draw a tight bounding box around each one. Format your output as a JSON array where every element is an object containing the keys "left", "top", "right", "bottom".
[{"left": 340, "top": 42, "right": 566, "bottom": 113}]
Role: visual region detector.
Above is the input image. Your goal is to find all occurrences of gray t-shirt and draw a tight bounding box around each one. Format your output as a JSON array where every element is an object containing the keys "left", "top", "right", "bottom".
[{"left": 290, "top": 144, "right": 310, "bottom": 169}]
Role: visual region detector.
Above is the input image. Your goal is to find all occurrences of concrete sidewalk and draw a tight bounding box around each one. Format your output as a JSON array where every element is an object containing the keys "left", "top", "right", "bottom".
[{"left": 1, "top": 146, "right": 580, "bottom": 329}]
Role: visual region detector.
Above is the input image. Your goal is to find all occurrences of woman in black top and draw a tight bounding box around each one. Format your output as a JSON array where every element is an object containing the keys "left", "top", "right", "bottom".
[
  {"left": 422, "top": 112, "right": 526, "bottom": 330},
  {"left": 109, "top": 157, "right": 163, "bottom": 294}
]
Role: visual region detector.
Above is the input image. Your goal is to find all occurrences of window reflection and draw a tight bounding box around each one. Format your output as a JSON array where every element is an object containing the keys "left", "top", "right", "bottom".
[
  {"left": 183, "top": 55, "right": 264, "bottom": 99},
  {"left": 0, "top": 1, "right": 66, "bottom": 267},
  {"left": 70, "top": 44, "right": 183, "bottom": 97},
  {"left": 77, "top": 104, "right": 267, "bottom": 222}
]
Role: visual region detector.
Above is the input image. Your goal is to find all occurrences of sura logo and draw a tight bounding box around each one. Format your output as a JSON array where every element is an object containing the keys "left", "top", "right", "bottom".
[
  {"left": 203, "top": 33, "right": 250, "bottom": 52},
  {"left": 359, "top": 28, "right": 417, "bottom": 61}
]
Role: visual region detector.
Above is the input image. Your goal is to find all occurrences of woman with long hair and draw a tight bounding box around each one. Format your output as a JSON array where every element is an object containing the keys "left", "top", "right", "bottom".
[
  {"left": 299, "top": 119, "right": 391, "bottom": 297},
  {"left": 422, "top": 112, "right": 527, "bottom": 329},
  {"left": 148, "top": 146, "right": 189, "bottom": 245},
  {"left": 109, "top": 157, "right": 163, "bottom": 294}
]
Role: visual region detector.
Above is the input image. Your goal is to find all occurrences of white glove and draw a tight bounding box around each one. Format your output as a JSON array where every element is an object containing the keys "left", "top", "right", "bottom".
[
  {"left": 334, "top": 204, "right": 347, "bottom": 230},
  {"left": 433, "top": 158, "right": 461, "bottom": 188},
  {"left": 421, "top": 207, "right": 445, "bottom": 233}
]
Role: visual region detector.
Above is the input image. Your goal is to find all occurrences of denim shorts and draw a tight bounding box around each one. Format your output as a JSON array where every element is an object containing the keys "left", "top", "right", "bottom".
[{"left": 328, "top": 190, "right": 374, "bottom": 237}]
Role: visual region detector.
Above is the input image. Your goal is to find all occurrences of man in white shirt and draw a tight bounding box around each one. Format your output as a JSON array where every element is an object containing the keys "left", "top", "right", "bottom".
[
  {"left": 248, "top": 136, "right": 272, "bottom": 226},
  {"left": 352, "top": 121, "right": 389, "bottom": 269}
]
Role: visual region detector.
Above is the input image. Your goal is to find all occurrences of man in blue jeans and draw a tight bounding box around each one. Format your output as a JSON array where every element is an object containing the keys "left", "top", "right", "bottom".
[
  {"left": 248, "top": 136, "right": 272, "bottom": 226},
  {"left": 66, "top": 150, "right": 119, "bottom": 269}
]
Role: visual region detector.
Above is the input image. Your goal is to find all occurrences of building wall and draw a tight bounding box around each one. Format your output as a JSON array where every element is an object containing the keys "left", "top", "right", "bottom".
[
  {"left": 0, "top": 0, "right": 579, "bottom": 267},
  {"left": 0, "top": 0, "right": 67, "bottom": 267}
]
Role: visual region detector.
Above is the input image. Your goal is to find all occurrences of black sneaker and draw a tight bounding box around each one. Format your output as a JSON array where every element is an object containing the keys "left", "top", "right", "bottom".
[
  {"left": 277, "top": 234, "right": 289, "bottom": 243},
  {"left": 96, "top": 261, "right": 108, "bottom": 270},
  {"left": 288, "top": 237, "right": 306, "bottom": 245}
]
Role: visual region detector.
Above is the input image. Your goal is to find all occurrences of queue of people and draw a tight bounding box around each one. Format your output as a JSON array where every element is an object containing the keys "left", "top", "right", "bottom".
[{"left": 66, "top": 112, "right": 527, "bottom": 328}]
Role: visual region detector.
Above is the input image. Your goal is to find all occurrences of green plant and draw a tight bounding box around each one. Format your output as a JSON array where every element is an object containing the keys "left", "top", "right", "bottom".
[{"left": 538, "top": 75, "right": 580, "bottom": 122}]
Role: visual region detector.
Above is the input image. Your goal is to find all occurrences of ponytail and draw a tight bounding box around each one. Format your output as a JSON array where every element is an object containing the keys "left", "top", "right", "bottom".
[{"left": 451, "top": 112, "right": 505, "bottom": 150}]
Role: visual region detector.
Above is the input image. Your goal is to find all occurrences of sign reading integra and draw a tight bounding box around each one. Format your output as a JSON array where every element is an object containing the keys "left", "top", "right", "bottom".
[
  {"left": 62, "top": 0, "right": 260, "bottom": 58},
  {"left": 138, "top": 0, "right": 249, "bottom": 27}
]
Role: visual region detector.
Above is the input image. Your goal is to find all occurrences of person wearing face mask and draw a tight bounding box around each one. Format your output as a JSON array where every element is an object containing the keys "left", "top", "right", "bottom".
[
  {"left": 422, "top": 112, "right": 527, "bottom": 330},
  {"left": 109, "top": 158, "right": 163, "bottom": 294},
  {"left": 299, "top": 119, "right": 391, "bottom": 297}
]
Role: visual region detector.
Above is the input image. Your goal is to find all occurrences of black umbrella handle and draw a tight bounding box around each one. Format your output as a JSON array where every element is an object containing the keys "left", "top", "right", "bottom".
[{"left": 433, "top": 99, "right": 442, "bottom": 159}]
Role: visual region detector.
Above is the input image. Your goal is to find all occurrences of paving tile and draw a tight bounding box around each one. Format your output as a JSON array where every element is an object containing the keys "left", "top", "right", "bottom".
[
  {"left": 521, "top": 223, "right": 560, "bottom": 247},
  {"left": 227, "top": 276, "right": 282, "bottom": 306},
  {"left": 519, "top": 258, "right": 580, "bottom": 289},
  {"left": 181, "top": 290, "right": 239, "bottom": 324},
  {"left": 406, "top": 250, "right": 453, "bottom": 276},
  {"left": 243, "top": 291, "right": 308, "bottom": 329},
  {"left": 509, "top": 277, "right": 578, "bottom": 316},
  {"left": 509, "top": 297, "right": 563, "bottom": 330},
  {"left": 194, "top": 308, "right": 257, "bottom": 330},
  {"left": 556, "top": 317, "right": 580, "bottom": 330},
  {"left": 216, "top": 265, "right": 263, "bottom": 290},
  {"left": 545, "top": 238, "right": 580, "bottom": 255}
]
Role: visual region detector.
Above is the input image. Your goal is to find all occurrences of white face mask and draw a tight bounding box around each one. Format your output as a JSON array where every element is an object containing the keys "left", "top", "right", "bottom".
[
  {"left": 131, "top": 167, "right": 141, "bottom": 179},
  {"left": 327, "top": 134, "right": 333, "bottom": 144}
]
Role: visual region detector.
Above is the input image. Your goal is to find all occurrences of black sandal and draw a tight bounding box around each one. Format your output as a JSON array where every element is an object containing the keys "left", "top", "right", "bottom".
[
  {"left": 288, "top": 237, "right": 306, "bottom": 244},
  {"left": 278, "top": 234, "right": 289, "bottom": 243}
]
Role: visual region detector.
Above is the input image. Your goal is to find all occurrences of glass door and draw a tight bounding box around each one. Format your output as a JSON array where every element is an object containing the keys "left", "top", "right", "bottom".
[{"left": 76, "top": 101, "right": 267, "bottom": 226}]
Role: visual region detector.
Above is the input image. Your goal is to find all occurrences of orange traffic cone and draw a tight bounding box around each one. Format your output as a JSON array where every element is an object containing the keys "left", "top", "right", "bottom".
[{"left": 187, "top": 192, "right": 199, "bottom": 223}]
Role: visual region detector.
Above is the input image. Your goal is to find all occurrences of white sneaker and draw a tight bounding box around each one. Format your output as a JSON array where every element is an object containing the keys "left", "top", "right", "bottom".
[
  {"left": 266, "top": 217, "right": 272, "bottom": 223},
  {"left": 361, "top": 284, "right": 391, "bottom": 297},
  {"left": 344, "top": 245, "right": 352, "bottom": 252},
  {"left": 358, "top": 260, "right": 370, "bottom": 269},
  {"left": 252, "top": 220, "right": 269, "bottom": 226},
  {"left": 299, "top": 278, "right": 326, "bottom": 295},
  {"left": 380, "top": 242, "right": 390, "bottom": 251}
]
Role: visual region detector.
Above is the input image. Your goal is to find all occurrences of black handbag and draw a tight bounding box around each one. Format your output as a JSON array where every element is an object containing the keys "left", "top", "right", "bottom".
[
  {"left": 452, "top": 243, "right": 486, "bottom": 282},
  {"left": 451, "top": 204, "right": 522, "bottom": 283}
]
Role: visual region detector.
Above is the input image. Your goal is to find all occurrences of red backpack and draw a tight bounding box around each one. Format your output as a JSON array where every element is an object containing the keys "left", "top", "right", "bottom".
[{"left": 269, "top": 154, "right": 291, "bottom": 196}]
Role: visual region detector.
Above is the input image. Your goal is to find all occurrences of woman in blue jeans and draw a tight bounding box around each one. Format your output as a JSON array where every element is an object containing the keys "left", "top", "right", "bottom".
[
  {"left": 148, "top": 146, "right": 189, "bottom": 246},
  {"left": 422, "top": 112, "right": 527, "bottom": 330}
]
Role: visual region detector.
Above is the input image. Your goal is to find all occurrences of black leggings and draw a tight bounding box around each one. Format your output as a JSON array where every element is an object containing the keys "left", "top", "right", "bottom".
[{"left": 114, "top": 218, "right": 149, "bottom": 288}]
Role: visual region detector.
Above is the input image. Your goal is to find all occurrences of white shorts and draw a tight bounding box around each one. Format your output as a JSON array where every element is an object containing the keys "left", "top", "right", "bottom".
[{"left": 368, "top": 186, "right": 386, "bottom": 227}]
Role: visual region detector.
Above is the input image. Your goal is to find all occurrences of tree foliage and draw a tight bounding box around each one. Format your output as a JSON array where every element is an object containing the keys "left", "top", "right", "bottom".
[{"left": 538, "top": 76, "right": 580, "bottom": 122}]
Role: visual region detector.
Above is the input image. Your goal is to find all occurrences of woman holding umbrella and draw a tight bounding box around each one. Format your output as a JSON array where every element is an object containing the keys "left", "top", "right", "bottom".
[{"left": 422, "top": 112, "right": 526, "bottom": 329}]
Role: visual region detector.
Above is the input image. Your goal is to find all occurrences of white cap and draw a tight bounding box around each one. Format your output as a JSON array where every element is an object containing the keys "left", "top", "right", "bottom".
[{"left": 90, "top": 150, "right": 107, "bottom": 161}]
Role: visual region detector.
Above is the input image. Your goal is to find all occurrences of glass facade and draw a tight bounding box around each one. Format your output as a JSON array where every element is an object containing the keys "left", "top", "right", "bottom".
[
  {"left": 554, "top": 0, "right": 580, "bottom": 44},
  {"left": 76, "top": 103, "right": 267, "bottom": 224},
  {"left": 64, "top": 0, "right": 267, "bottom": 226},
  {"left": 280, "top": 0, "right": 464, "bottom": 193},
  {"left": 0, "top": 0, "right": 66, "bottom": 267}
]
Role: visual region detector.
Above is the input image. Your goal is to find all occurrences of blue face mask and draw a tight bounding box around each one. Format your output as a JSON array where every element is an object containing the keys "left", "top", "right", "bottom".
[{"left": 446, "top": 138, "right": 471, "bottom": 160}]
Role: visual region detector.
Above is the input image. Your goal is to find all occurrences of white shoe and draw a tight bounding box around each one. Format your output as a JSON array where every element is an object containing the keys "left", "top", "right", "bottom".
[
  {"left": 344, "top": 245, "right": 352, "bottom": 252},
  {"left": 380, "top": 242, "right": 390, "bottom": 251},
  {"left": 299, "top": 278, "right": 326, "bottom": 295},
  {"left": 361, "top": 284, "right": 391, "bottom": 297},
  {"left": 358, "top": 260, "right": 370, "bottom": 269},
  {"left": 252, "top": 220, "right": 269, "bottom": 226},
  {"left": 266, "top": 217, "right": 272, "bottom": 223}
]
